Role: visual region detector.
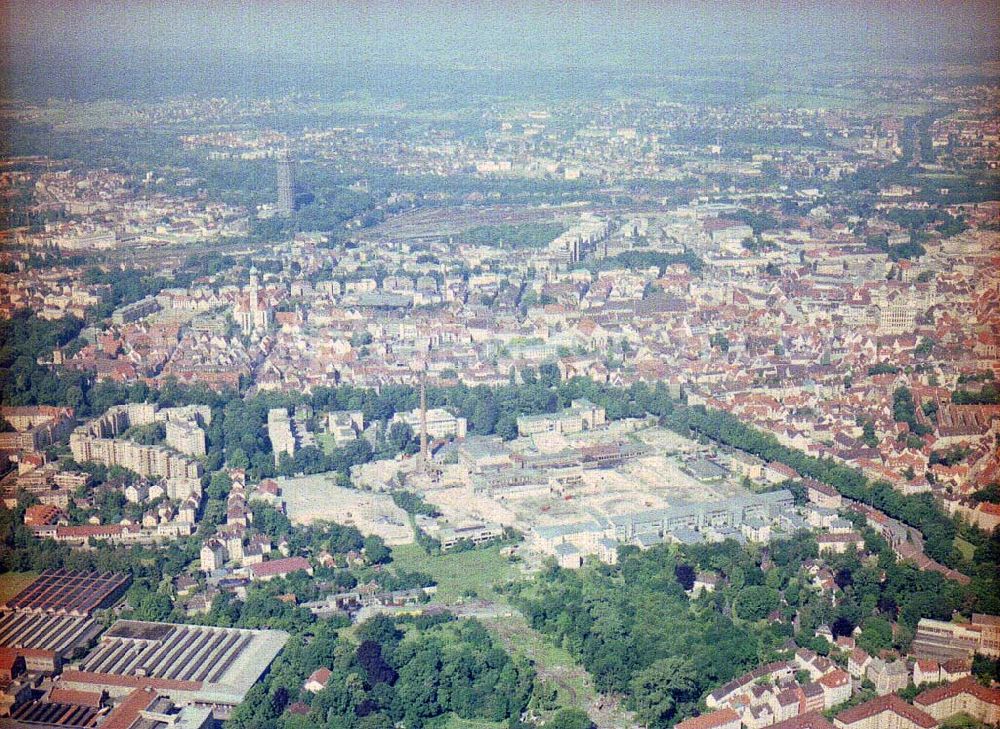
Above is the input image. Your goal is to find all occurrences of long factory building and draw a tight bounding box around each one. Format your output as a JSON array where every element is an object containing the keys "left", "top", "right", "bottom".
[{"left": 59, "top": 620, "right": 289, "bottom": 714}]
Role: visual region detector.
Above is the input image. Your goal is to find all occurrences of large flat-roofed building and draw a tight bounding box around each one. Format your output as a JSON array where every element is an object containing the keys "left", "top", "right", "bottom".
[
  {"left": 267, "top": 408, "right": 296, "bottom": 466},
  {"left": 4, "top": 570, "right": 130, "bottom": 617},
  {"left": 60, "top": 620, "right": 289, "bottom": 714},
  {"left": 9, "top": 688, "right": 213, "bottom": 729},
  {"left": 5, "top": 686, "right": 106, "bottom": 726},
  {"left": 608, "top": 489, "right": 794, "bottom": 544},
  {"left": 0, "top": 614, "right": 101, "bottom": 673},
  {"left": 438, "top": 522, "right": 503, "bottom": 551},
  {"left": 111, "top": 295, "right": 160, "bottom": 325},
  {"left": 391, "top": 408, "right": 467, "bottom": 440},
  {"left": 326, "top": 410, "right": 364, "bottom": 446},
  {"left": 0, "top": 570, "right": 126, "bottom": 675},
  {"left": 165, "top": 419, "right": 206, "bottom": 457},
  {"left": 517, "top": 399, "right": 606, "bottom": 437},
  {"left": 911, "top": 618, "right": 983, "bottom": 661}
]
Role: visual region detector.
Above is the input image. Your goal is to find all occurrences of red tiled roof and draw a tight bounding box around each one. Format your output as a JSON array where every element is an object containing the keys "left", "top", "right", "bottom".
[
  {"left": 101, "top": 688, "right": 158, "bottom": 729},
  {"left": 804, "top": 478, "right": 838, "bottom": 497},
  {"left": 0, "top": 647, "right": 56, "bottom": 663},
  {"left": 307, "top": 667, "right": 332, "bottom": 686},
  {"left": 768, "top": 462, "right": 798, "bottom": 477},
  {"left": 60, "top": 670, "right": 202, "bottom": 691},
  {"left": 818, "top": 669, "right": 850, "bottom": 688},
  {"left": 836, "top": 694, "right": 937, "bottom": 728},
  {"left": 674, "top": 708, "right": 740, "bottom": 729},
  {"left": 914, "top": 676, "right": 1000, "bottom": 709},
  {"left": 48, "top": 687, "right": 104, "bottom": 708},
  {"left": 24, "top": 504, "right": 62, "bottom": 526},
  {"left": 771, "top": 711, "right": 836, "bottom": 729},
  {"left": 941, "top": 658, "right": 971, "bottom": 673},
  {"left": 0, "top": 650, "right": 23, "bottom": 672},
  {"left": 249, "top": 556, "right": 310, "bottom": 578}
]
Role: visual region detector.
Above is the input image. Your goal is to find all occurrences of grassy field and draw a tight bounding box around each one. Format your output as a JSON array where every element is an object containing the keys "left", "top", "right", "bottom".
[
  {"left": 388, "top": 545, "right": 629, "bottom": 726},
  {"left": 482, "top": 610, "right": 634, "bottom": 727},
  {"left": 955, "top": 537, "right": 976, "bottom": 562},
  {"left": 489, "top": 613, "right": 592, "bottom": 709},
  {"left": 316, "top": 433, "right": 337, "bottom": 455},
  {"left": 0, "top": 572, "right": 38, "bottom": 604},
  {"left": 430, "top": 716, "right": 505, "bottom": 729},
  {"left": 389, "top": 543, "right": 524, "bottom": 604}
]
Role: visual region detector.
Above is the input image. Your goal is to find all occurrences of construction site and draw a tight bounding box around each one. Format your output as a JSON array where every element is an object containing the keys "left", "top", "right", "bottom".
[
  {"left": 392, "top": 404, "right": 798, "bottom": 567},
  {"left": 280, "top": 472, "right": 413, "bottom": 545}
]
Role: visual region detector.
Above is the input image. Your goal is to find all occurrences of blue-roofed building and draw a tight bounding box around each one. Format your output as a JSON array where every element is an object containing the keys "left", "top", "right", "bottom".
[
  {"left": 668, "top": 527, "right": 705, "bottom": 545},
  {"left": 687, "top": 457, "right": 729, "bottom": 482},
  {"left": 553, "top": 542, "right": 582, "bottom": 569}
]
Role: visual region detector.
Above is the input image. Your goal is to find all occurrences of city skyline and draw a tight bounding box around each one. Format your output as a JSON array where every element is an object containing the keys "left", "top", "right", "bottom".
[{"left": 0, "top": 3, "right": 998, "bottom": 729}]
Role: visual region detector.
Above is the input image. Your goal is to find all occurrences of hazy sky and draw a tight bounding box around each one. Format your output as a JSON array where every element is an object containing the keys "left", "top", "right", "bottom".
[{"left": 3, "top": 0, "right": 998, "bottom": 72}]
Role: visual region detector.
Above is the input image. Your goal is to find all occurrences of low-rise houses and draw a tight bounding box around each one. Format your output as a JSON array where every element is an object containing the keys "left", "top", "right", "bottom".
[
  {"left": 816, "top": 532, "right": 865, "bottom": 554},
  {"left": 304, "top": 667, "right": 332, "bottom": 694},
  {"left": 248, "top": 556, "right": 312, "bottom": 582},
  {"left": 705, "top": 661, "right": 795, "bottom": 710},
  {"left": 920, "top": 658, "right": 974, "bottom": 687},
  {"left": 847, "top": 648, "right": 871, "bottom": 680}
]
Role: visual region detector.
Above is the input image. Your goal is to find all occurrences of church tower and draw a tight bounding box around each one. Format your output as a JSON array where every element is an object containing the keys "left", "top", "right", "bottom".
[{"left": 249, "top": 266, "right": 260, "bottom": 320}]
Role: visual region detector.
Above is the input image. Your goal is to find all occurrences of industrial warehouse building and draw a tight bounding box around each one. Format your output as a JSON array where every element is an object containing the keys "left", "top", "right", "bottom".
[
  {"left": 59, "top": 620, "right": 289, "bottom": 715},
  {"left": 0, "top": 570, "right": 131, "bottom": 674}
]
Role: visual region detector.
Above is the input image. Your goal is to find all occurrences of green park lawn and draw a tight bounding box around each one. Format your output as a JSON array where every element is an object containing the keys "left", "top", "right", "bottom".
[
  {"left": 316, "top": 433, "right": 337, "bottom": 455},
  {"left": 430, "top": 716, "right": 505, "bottom": 729},
  {"left": 389, "top": 543, "right": 615, "bottom": 721},
  {"left": 389, "top": 542, "right": 523, "bottom": 604},
  {"left": 955, "top": 537, "right": 976, "bottom": 562},
  {"left": 0, "top": 572, "right": 37, "bottom": 604}
]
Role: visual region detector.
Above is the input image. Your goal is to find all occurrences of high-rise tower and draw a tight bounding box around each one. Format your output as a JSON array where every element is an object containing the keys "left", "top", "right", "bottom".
[{"left": 276, "top": 151, "right": 294, "bottom": 218}]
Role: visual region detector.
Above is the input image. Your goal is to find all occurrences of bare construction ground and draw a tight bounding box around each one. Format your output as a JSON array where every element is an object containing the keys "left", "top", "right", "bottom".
[
  {"left": 279, "top": 473, "right": 414, "bottom": 545},
  {"left": 408, "top": 424, "right": 753, "bottom": 545}
]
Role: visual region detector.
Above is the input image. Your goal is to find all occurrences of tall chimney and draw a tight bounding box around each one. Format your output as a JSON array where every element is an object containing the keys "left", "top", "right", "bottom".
[{"left": 419, "top": 369, "right": 429, "bottom": 472}]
